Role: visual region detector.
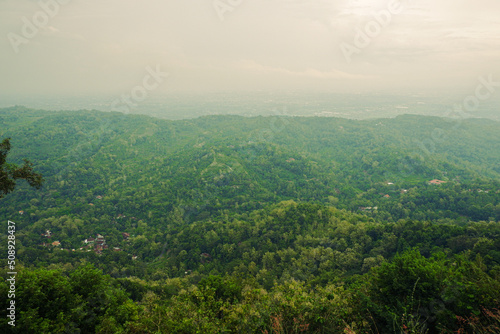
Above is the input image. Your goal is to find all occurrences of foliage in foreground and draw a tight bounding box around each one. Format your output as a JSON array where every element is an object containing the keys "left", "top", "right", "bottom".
[{"left": 1, "top": 247, "right": 499, "bottom": 333}]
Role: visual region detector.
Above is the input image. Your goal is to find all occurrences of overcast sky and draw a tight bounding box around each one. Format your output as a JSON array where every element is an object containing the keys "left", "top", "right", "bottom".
[{"left": 1, "top": 0, "right": 499, "bottom": 97}]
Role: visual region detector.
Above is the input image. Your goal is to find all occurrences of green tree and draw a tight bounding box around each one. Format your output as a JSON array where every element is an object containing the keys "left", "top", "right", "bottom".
[
  {"left": 0, "top": 138, "right": 44, "bottom": 198},
  {"left": 0, "top": 267, "right": 79, "bottom": 333}
]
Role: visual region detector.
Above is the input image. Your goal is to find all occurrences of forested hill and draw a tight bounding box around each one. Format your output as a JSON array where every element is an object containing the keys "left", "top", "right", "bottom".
[
  {"left": 1, "top": 106, "right": 500, "bottom": 333},
  {"left": 1, "top": 106, "right": 499, "bottom": 224}
]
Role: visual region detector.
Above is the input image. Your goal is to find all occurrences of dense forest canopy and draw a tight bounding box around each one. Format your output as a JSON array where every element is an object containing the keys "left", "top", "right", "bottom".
[{"left": 1, "top": 106, "right": 499, "bottom": 333}]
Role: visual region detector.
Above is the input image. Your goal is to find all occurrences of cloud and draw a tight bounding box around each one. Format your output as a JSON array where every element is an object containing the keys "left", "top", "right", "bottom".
[
  {"left": 0, "top": 0, "right": 499, "bottom": 96},
  {"left": 232, "top": 59, "right": 369, "bottom": 80}
]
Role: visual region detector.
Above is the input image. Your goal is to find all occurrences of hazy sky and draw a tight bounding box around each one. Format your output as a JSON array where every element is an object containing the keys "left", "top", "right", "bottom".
[{"left": 1, "top": 0, "right": 500, "bottom": 96}]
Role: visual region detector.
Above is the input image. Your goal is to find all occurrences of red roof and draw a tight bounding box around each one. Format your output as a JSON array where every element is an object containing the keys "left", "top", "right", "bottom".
[{"left": 429, "top": 179, "right": 446, "bottom": 185}]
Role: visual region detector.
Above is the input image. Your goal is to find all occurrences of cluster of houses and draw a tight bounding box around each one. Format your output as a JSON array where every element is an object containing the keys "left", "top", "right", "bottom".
[
  {"left": 83, "top": 234, "right": 108, "bottom": 254},
  {"left": 39, "top": 229, "right": 136, "bottom": 259},
  {"left": 81, "top": 233, "right": 137, "bottom": 259},
  {"left": 39, "top": 233, "right": 62, "bottom": 249},
  {"left": 39, "top": 230, "right": 62, "bottom": 248},
  {"left": 81, "top": 232, "right": 133, "bottom": 255}
]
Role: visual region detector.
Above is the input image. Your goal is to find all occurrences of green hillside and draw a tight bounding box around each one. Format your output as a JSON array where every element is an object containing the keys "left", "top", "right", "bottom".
[{"left": 1, "top": 107, "right": 499, "bottom": 333}]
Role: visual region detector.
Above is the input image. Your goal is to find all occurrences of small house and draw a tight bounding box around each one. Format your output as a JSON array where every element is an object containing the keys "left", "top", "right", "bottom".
[{"left": 429, "top": 179, "right": 446, "bottom": 185}]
